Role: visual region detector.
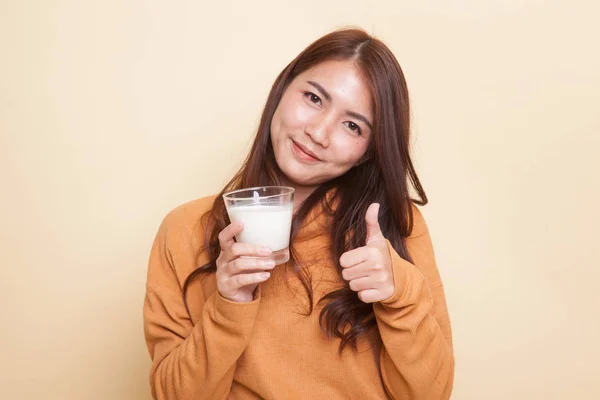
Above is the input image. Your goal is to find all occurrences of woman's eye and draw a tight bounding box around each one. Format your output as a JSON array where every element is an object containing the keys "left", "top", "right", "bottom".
[
  {"left": 345, "top": 121, "right": 362, "bottom": 136},
  {"left": 304, "top": 92, "right": 322, "bottom": 106}
]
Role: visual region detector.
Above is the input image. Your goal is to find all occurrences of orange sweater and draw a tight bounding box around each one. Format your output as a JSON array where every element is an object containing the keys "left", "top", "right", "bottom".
[{"left": 143, "top": 195, "right": 454, "bottom": 399}]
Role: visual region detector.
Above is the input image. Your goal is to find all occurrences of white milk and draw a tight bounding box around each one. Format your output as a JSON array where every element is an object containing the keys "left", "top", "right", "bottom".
[{"left": 226, "top": 203, "right": 293, "bottom": 251}]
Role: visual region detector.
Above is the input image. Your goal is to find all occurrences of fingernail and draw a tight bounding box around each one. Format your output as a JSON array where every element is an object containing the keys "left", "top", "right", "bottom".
[
  {"left": 261, "top": 272, "right": 270, "bottom": 279},
  {"left": 265, "top": 260, "right": 276, "bottom": 268},
  {"left": 260, "top": 247, "right": 272, "bottom": 256}
]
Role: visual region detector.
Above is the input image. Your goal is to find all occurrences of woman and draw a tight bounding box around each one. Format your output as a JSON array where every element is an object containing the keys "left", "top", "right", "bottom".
[{"left": 143, "top": 28, "right": 454, "bottom": 399}]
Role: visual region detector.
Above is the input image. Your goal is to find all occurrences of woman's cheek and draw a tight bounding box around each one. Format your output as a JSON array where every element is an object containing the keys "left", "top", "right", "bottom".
[
  {"left": 333, "top": 138, "right": 366, "bottom": 164},
  {"left": 293, "top": 103, "right": 314, "bottom": 124}
]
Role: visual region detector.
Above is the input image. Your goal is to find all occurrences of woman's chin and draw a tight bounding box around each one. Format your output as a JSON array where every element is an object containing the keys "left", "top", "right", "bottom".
[
  {"left": 276, "top": 157, "right": 331, "bottom": 187},
  {"left": 279, "top": 169, "right": 318, "bottom": 188}
]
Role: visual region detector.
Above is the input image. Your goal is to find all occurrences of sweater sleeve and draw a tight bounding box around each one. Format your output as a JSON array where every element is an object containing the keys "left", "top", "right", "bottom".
[
  {"left": 373, "top": 206, "right": 455, "bottom": 400},
  {"left": 143, "top": 211, "right": 261, "bottom": 400}
]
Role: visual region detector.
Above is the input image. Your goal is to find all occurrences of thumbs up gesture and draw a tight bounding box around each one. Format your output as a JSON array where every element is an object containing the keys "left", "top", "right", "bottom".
[{"left": 339, "top": 203, "right": 395, "bottom": 303}]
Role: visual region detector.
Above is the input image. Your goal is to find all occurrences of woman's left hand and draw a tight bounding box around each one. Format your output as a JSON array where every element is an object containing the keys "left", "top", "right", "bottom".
[{"left": 339, "top": 203, "right": 395, "bottom": 303}]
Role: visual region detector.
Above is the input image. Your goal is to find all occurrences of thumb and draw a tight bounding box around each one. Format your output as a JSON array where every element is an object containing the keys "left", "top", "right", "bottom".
[{"left": 365, "top": 203, "right": 384, "bottom": 245}]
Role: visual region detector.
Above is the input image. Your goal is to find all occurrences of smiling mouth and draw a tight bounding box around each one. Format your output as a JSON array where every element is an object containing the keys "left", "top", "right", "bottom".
[{"left": 291, "top": 140, "right": 320, "bottom": 162}]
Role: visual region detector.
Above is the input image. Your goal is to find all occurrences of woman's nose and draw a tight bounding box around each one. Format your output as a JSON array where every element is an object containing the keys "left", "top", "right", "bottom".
[{"left": 305, "top": 113, "right": 334, "bottom": 147}]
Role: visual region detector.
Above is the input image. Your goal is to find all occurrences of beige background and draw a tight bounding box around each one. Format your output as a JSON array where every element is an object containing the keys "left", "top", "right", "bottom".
[{"left": 2, "top": 0, "right": 599, "bottom": 399}]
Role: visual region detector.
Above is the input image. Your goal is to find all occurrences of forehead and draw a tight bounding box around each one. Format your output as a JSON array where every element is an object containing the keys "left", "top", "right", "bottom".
[{"left": 295, "top": 60, "right": 373, "bottom": 115}]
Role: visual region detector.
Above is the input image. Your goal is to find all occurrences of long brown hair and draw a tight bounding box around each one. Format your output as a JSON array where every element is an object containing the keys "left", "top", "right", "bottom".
[{"left": 183, "top": 27, "right": 427, "bottom": 352}]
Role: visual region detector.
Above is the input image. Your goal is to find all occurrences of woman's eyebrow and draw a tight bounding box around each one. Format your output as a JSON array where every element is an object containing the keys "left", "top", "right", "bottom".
[
  {"left": 307, "top": 80, "right": 332, "bottom": 102},
  {"left": 307, "top": 80, "right": 373, "bottom": 130},
  {"left": 346, "top": 111, "right": 373, "bottom": 131}
]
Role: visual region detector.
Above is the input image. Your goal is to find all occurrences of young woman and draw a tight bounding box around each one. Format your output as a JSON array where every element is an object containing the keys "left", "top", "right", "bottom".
[{"left": 143, "top": 28, "right": 454, "bottom": 399}]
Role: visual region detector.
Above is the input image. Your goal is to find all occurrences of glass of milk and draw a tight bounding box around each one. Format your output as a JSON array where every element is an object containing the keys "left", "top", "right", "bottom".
[{"left": 223, "top": 186, "right": 295, "bottom": 265}]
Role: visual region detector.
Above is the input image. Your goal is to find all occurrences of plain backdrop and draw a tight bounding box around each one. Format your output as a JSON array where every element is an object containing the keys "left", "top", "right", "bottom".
[{"left": 1, "top": 1, "right": 599, "bottom": 399}]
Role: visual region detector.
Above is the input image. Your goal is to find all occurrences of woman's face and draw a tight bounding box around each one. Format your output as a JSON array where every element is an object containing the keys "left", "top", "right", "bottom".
[{"left": 270, "top": 60, "right": 374, "bottom": 189}]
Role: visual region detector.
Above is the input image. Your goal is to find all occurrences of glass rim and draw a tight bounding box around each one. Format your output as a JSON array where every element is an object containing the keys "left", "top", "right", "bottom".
[{"left": 222, "top": 186, "right": 295, "bottom": 201}]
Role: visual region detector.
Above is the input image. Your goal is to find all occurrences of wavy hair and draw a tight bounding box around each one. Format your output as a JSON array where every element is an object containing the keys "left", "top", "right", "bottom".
[{"left": 183, "top": 27, "right": 427, "bottom": 352}]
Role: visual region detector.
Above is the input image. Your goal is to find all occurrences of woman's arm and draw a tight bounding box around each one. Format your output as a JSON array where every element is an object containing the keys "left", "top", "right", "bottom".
[
  {"left": 143, "top": 210, "right": 260, "bottom": 400},
  {"left": 373, "top": 206, "right": 455, "bottom": 400}
]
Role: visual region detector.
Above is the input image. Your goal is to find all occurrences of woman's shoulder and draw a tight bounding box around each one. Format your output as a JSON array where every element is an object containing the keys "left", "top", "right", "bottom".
[
  {"left": 150, "top": 195, "right": 218, "bottom": 280},
  {"left": 146, "top": 196, "right": 218, "bottom": 299},
  {"left": 155, "top": 194, "right": 218, "bottom": 246},
  {"left": 162, "top": 194, "right": 217, "bottom": 225},
  {"left": 408, "top": 201, "right": 430, "bottom": 239}
]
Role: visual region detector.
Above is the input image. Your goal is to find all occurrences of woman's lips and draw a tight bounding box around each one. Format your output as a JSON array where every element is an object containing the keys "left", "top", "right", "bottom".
[{"left": 292, "top": 140, "right": 320, "bottom": 162}]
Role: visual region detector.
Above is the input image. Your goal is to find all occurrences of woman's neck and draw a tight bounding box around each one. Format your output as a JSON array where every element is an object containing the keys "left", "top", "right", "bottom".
[{"left": 278, "top": 177, "right": 318, "bottom": 213}]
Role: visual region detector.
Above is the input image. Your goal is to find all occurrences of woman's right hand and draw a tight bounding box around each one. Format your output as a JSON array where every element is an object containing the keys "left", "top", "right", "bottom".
[{"left": 216, "top": 221, "right": 275, "bottom": 303}]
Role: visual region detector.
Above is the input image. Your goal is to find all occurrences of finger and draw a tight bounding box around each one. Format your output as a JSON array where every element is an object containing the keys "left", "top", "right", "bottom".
[
  {"left": 339, "top": 246, "right": 370, "bottom": 268},
  {"left": 220, "top": 241, "right": 272, "bottom": 264},
  {"left": 357, "top": 289, "right": 381, "bottom": 304},
  {"left": 341, "top": 262, "right": 373, "bottom": 281},
  {"left": 229, "top": 242, "right": 272, "bottom": 259},
  {"left": 226, "top": 257, "right": 276, "bottom": 275},
  {"left": 365, "top": 203, "right": 385, "bottom": 245},
  {"left": 348, "top": 276, "right": 377, "bottom": 292},
  {"left": 218, "top": 222, "right": 244, "bottom": 251},
  {"left": 230, "top": 271, "right": 271, "bottom": 289}
]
